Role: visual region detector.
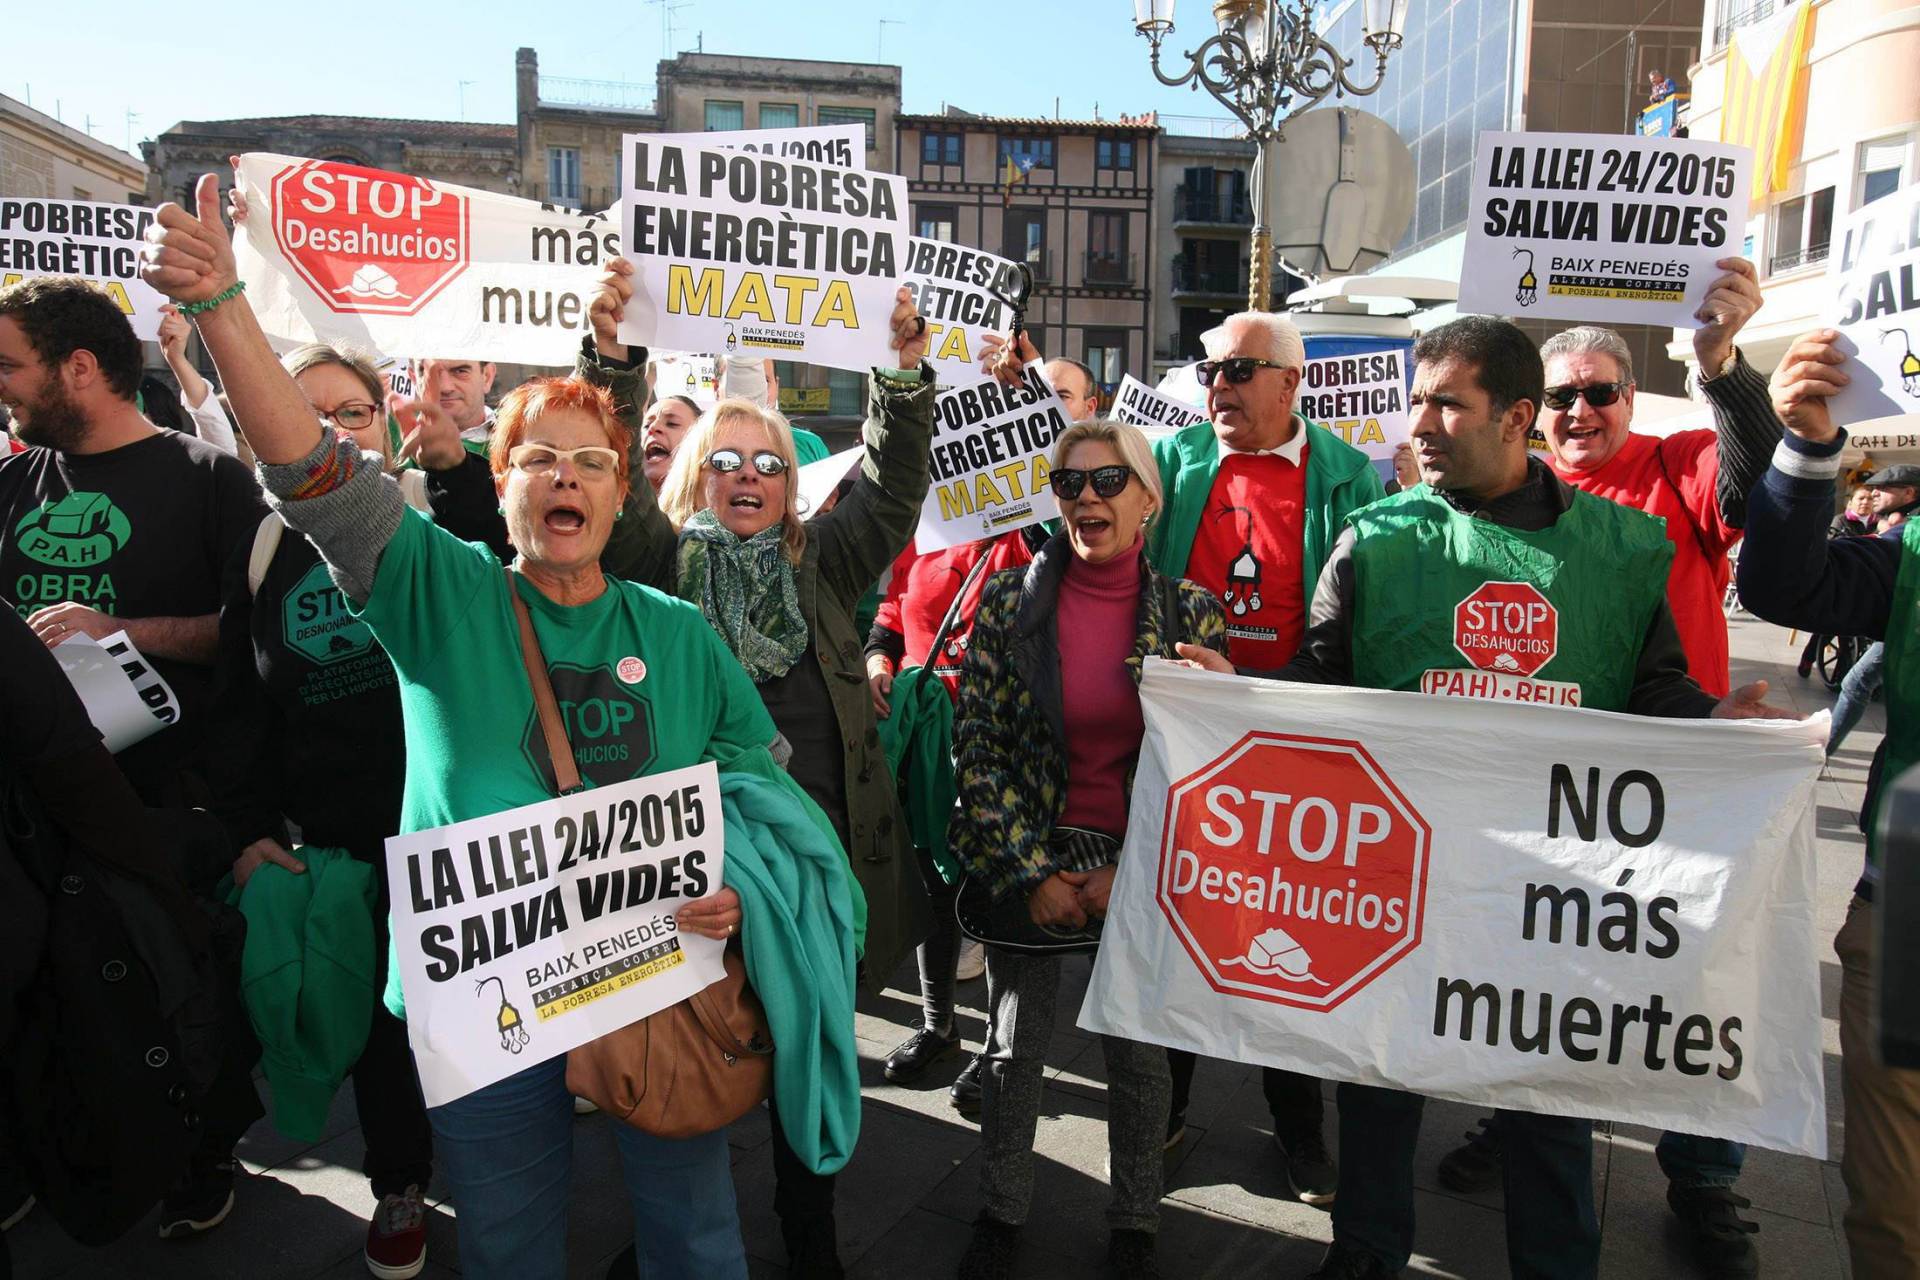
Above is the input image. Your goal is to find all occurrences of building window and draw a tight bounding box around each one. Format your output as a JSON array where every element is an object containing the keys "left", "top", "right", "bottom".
[
  {"left": 704, "top": 100, "right": 745, "bottom": 131},
  {"left": 759, "top": 102, "right": 799, "bottom": 129},
  {"left": 921, "top": 132, "right": 963, "bottom": 166},
  {"left": 827, "top": 368, "right": 865, "bottom": 416},
  {"left": 1770, "top": 185, "right": 1834, "bottom": 274},
  {"left": 1084, "top": 330, "right": 1126, "bottom": 407},
  {"left": 1858, "top": 135, "right": 1907, "bottom": 208},
  {"left": 1086, "top": 211, "right": 1131, "bottom": 285},
  {"left": 819, "top": 106, "right": 877, "bottom": 151},
  {"left": 916, "top": 204, "right": 959, "bottom": 242},
  {"left": 1003, "top": 208, "right": 1047, "bottom": 278},
  {"left": 547, "top": 147, "right": 581, "bottom": 208},
  {"left": 1096, "top": 138, "right": 1136, "bottom": 171},
  {"left": 998, "top": 137, "right": 1055, "bottom": 170}
]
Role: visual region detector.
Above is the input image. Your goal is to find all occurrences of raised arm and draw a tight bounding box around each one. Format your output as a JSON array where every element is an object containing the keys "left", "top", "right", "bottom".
[{"left": 576, "top": 258, "right": 676, "bottom": 590}]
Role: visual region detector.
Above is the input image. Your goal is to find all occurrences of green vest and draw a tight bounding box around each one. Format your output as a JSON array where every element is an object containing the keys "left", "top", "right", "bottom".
[
  {"left": 1869, "top": 520, "right": 1920, "bottom": 870},
  {"left": 1348, "top": 486, "right": 1673, "bottom": 713}
]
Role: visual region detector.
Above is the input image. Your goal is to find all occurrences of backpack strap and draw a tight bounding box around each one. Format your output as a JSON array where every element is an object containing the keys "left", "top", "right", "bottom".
[
  {"left": 924, "top": 549, "right": 997, "bottom": 673},
  {"left": 246, "top": 514, "right": 285, "bottom": 598}
]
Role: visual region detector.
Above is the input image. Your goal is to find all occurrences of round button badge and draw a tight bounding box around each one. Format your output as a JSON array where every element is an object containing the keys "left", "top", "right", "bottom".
[{"left": 617, "top": 656, "right": 647, "bottom": 685}]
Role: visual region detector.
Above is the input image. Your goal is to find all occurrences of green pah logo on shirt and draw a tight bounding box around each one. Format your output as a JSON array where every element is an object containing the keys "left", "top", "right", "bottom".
[{"left": 14, "top": 492, "right": 131, "bottom": 568}]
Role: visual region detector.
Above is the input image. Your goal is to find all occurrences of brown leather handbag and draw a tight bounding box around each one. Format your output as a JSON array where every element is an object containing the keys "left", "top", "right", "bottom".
[{"left": 504, "top": 570, "right": 774, "bottom": 1138}]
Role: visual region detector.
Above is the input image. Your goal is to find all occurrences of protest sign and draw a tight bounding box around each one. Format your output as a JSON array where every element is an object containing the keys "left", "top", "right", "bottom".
[
  {"left": 654, "top": 351, "right": 721, "bottom": 408},
  {"left": 54, "top": 630, "right": 180, "bottom": 753},
  {"left": 386, "top": 762, "right": 727, "bottom": 1107},
  {"left": 1824, "top": 181, "right": 1920, "bottom": 424},
  {"left": 1298, "top": 348, "right": 1410, "bottom": 462},
  {"left": 234, "top": 153, "right": 617, "bottom": 366},
  {"left": 919, "top": 363, "right": 1066, "bottom": 550},
  {"left": 1080, "top": 662, "right": 1829, "bottom": 1156},
  {"left": 644, "top": 124, "right": 866, "bottom": 172},
  {"left": 1113, "top": 374, "right": 1208, "bottom": 439},
  {"left": 797, "top": 445, "right": 864, "bottom": 518},
  {"left": 1459, "top": 133, "right": 1752, "bottom": 327},
  {"left": 899, "top": 237, "right": 1026, "bottom": 388},
  {"left": 1158, "top": 362, "right": 1207, "bottom": 408},
  {"left": 617, "top": 135, "right": 909, "bottom": 374},
  {"left": 0, "top": 199, "right": 167, "bottom": 339}
]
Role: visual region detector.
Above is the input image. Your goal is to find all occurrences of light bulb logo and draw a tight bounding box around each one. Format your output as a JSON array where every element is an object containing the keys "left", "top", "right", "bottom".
[
  {"left": 477, "top": 975, "right": 530, "bottom": 1054},
  {"left": 1512, "top": 248, "right": 1538, "bottom": 307},
  {"left": 724, "top": 323, "right": 738, "bottom": 352},
  {"left": 1883, "top": 328, "right": 1920, "bottom": 397}
]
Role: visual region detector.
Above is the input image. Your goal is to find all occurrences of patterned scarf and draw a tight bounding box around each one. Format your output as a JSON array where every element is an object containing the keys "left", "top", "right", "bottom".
[{"left": 676, "top": 510, "right": 809, "bottom": 682}]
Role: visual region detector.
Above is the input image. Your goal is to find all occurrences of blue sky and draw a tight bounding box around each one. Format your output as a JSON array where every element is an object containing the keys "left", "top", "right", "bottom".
[{"left": 7, "top": 0, "right": 1290, "bottom": 156}]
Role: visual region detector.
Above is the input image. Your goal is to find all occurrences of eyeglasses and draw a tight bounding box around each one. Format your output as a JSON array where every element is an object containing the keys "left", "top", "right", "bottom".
[
  {"left": 507, "top": 443, "right": 620, "bottom": 477},
  {"left": 1049, "top": 465, "right": 1134, "bottom": 500},
  {"left": 316, "top": 403, "right": 379, "bottom": 431},
  {"left": 706, "top": 448, "right": 790, "bottom": 477},
  {"left": 1196, "top": 357, "right": 1289, "bottom": 386},
  {"left": 1542, "top": 381, "right": 1629, "bottom": 411}
]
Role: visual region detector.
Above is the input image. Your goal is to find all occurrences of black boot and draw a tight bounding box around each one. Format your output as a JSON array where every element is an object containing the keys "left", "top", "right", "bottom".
[
  {"left": 957, "top": 1215, "right": 1020, "bottom": 1280},
  {"left": 1667, "top": 1184, "right": 1760, "bottom": 1278}
]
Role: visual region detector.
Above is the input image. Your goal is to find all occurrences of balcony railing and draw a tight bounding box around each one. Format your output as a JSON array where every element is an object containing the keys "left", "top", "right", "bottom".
[
  {"left": 1172, "top": 184, "right": 1252, "bottom": 225},
  {"left": 1172, "top": 254, "right": 1248, "bottom": 296},
  {"left": 1768, "top": 244, "right": 1829, "bottom": 275},
  {"left": 538, "top": 75, "right": 656, "bottom": 113},
  {"left": 1084, "top": 251, "right": 1137, "bottom": 286},
  {"left": 1711, "top": 0, "right": 1775, "bottom": 52}
]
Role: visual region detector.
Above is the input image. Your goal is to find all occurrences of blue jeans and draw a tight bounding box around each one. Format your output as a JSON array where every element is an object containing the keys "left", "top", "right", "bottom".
[
  {"left": 1829, "top": 641, "right": 1886, "bottom": 754},
  {"left": 1657, "top": 1130, "right": 1747, "bottom": 1189},
  {"left": 428, "top": 1055, "right": 747, "bottom": 1280}
]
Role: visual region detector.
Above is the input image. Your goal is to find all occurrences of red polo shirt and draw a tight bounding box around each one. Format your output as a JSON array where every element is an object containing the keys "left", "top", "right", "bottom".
[{"left": 1185, "top": 436, "right": 1310, "bottom": 670}]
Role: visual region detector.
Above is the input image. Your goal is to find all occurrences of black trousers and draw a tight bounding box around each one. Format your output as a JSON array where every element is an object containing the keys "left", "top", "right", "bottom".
[{"left": 1166, "top": 1050, "right": 1325, "bottom": 1145}]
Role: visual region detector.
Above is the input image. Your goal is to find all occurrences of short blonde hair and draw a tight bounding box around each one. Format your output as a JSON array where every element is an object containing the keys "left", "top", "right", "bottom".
[
  {"left": 659, "top": 397, "right": 808, "bottom": 563},
  {"left": 1201, "top": 311, "right": 1306, "bottom": 371},
  {"left": 283, "top": 341, "right": 394, "bottom": 469},
  {"left": 1052, "top": 418, "right": 1163, "bottom": 516}
]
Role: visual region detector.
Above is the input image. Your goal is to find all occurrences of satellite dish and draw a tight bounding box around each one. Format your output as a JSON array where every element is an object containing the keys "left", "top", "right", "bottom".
[{"left": 1265, "top": 107, "right": 1415, "bottom": 279}]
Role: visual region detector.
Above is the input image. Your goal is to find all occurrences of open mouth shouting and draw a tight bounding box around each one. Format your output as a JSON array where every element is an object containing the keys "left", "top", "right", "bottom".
[
  {"left": 727, "top": 492, "right": 764, "bottom": 512},
  {"left": 543, "top": 500, "right": 589, "bottom": 536}
]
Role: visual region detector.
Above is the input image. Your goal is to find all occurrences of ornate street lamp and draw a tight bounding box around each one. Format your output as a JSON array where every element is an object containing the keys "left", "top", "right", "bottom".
[{"left": 1135, "top": 0, "right": 1409, "bottom": 308}]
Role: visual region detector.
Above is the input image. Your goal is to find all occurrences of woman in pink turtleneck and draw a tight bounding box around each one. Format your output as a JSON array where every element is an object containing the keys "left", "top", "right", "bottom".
[{"left": 948, "top": 421, "right": 1228, "bottom": 1280}]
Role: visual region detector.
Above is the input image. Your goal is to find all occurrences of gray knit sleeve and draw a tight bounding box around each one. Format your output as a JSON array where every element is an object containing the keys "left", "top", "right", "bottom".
[{"left": 256, "top": 431, "right": 405, "bottom": 603}]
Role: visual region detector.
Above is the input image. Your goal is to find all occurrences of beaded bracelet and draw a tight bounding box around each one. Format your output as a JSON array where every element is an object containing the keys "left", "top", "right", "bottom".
[{"left": 177, "top": 280, "right": 246, "bottom": 316}]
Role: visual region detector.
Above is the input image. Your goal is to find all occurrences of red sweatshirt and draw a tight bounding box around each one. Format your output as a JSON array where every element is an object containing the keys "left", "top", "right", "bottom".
[{"left": 870, "top": 531, "right": 1035, "bottom": 697}]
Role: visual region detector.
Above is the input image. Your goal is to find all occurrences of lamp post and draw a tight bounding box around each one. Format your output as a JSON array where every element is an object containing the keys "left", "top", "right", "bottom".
[{"left": 1134, "top": 0, "right": 1409, "bottom": 309}]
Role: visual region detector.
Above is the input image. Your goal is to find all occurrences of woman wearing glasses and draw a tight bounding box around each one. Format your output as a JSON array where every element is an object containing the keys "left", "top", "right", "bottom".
[
  {"left": 656, "top": 294, "right": 935, "bottom": 1275},
  {"left": 949, "top": 420, "right": 1226, "bottom": 1280},
  {"left": 143, "top": 176, "right": 834, "bottom": 1279}
]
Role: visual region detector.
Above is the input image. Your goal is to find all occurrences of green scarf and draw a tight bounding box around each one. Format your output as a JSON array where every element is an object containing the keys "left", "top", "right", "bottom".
[{"left": 677, "top": 510, "right": 809, "bottom": 681}]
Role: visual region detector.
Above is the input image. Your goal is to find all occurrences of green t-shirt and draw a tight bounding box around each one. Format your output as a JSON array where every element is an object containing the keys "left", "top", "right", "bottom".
[{"left": 354, "top": 509, "right": 779, "bottom": 834}]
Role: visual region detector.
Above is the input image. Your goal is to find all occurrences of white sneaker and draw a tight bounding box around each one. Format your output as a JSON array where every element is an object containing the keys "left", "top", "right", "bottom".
[
  {"left": 573, "top": 1095, "right": 600, "bottom": 1115},
  {"left": 956, "top": 939, "right": 987, "bottom": 982}
]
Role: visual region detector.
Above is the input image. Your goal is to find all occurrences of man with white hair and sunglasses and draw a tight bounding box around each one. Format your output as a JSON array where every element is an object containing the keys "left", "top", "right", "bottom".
[{"left": 1144, "top": 309, "right": 1384, "bottom": 1203}]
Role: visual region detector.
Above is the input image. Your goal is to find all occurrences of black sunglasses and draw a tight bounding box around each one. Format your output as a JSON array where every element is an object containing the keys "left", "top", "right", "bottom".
[
  {"left": 1542, "top": 381, "right": 1629, "bottom": 411},
  {"left": 706, "top": 448, "right": 790, "bottom": 477},
  {"left": 1196, "top": 357, "right": 1288, "bottom": 386},
  {"left": 1049, "top": 465, "right": 1134, "bottom": 500}
]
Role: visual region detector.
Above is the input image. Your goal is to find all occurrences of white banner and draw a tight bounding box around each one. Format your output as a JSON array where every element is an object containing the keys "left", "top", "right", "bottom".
[
  {"left": 1080, "top": 663, "right": 1829, "bottom": 1157},
  {"left": 919, "top": 363, "right": 1066, "bottom": 550},
  {"left": 900, "top": 237, "right": 1026, "bottom": 389},
  {"left": 654, "top": 351, "right": 720, "bottom": 409},
  {"left": 387, "top": 762, "right": 727, "bottom": 1107},
  {"left": 1298, "top": 349, "right": 1411, "bottom": 462},
  {"left": 644, "top": 124, "right": 866, "bottom": 173},
  {"left": 0, "top": 199, "right": 167, "bottom": 339},
  {"left": 1113, "top": 373, "right": 1208, "bottom": 440},
  {"left": 234, "top": 153, "right": 615, "bottom": 366},
  {"left": 616, "top": 135, "right": 908, "bottom": 374},
  {"left": 53, "top": 629, "right": 180, "bottom": 753},
  {"left": 1459, "top": 132, "right": 1753, "bottom": 327},
  {"left": 1825, "top": 181, "right": 1920, "bottom": 424}
]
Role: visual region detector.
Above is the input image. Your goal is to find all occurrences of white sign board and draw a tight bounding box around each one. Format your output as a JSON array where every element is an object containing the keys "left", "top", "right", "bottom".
[
  {"left": 1080, "top": 663, "right": 1829, "bottom": 1157},
  {"left": 644, "top": 124, "right": 866, "bottom": 173},
  {"left": 0, "top": 200, "right": 168, "bottom": 339},
  {"left": 1460, "top": 132, "right": 1753, "bottom": 327},
  {"left": 1113, "top": 374, "right": 1208, "bottom": 440},
  {"left": 796, "top": 445, "right": 864, "bottom": 518},
  {"left": 1298, "top": 349, "right": 1411, "bottom": 462},
  {"left": 918, "top": 363, "right": 1067, "bottom": 550},
  {"left": 616, "top": 136, "right": 908, "bottom": 375},
  {"left": 1825, "top": 181, "right": 1920, "bottom": 424},
  {"left": 235, "top": 153, "right": 616, "bottom": 366},
  {"left": 653, "top": 351, "right": 720, "bottom": 409},
  {"left": 386, "top": 762, "right": 727, "bottom": 1107},
  {"left": 899, "top": 238, "right": 1026, "bottom": 389},
  {"left": 53, "top": 630, "right": 181, "bottom": 753}
]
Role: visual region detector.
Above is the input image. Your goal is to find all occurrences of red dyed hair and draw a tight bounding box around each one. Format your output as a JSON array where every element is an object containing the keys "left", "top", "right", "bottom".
[{"left": 487, "top": 377, "right": 633, "bottom": 490}]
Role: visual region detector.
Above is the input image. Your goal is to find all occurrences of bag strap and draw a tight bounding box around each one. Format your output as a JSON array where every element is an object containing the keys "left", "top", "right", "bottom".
[
  {"left": 246, "top": 514, "right": 285, "bottom": 598},
  {"left": 924, "top": 548, "right": 996, "bottom": 669},
  {"left": 505, "top": 568, "right": 583, "bottom": 796}
]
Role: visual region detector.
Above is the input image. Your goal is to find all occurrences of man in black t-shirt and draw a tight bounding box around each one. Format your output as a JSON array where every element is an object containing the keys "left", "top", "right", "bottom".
[{"left": 0, "top": 276, "right": 265, "bottom": 805}]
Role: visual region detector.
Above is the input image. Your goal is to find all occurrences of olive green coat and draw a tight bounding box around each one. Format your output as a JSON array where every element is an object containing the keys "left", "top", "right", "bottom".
[{"left": 576, "top": 340, "right": 935, "bottom": 983}]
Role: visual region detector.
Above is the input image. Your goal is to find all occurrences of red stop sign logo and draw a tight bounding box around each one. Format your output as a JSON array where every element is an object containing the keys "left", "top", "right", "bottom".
[
  {"left": 1157, "top": 732, "right": 1429, "bottom": 1011},
  {"left": 270, "top": 160, "right": 470, "bottom": 316},
  {"left": 1454, "top": 581, "right": 1557, "bottom": 678}
]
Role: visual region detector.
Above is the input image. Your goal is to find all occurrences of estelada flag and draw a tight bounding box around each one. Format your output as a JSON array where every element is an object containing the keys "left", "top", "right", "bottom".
[
  {"left": 1000, "top": 154, "right": 1034, "bottom": 207},
  {"left": 1718, "top": 0, "right": 1816, "bottom": 205}
]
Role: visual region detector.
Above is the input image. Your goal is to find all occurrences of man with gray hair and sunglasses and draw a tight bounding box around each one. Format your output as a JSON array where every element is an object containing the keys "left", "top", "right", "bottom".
[
  {"left": 1144, "top": 309, "right": 1384, "bottom": 1204},
  {"left": 1440, "top": 256, "right": 1783, "bottom": 1280}
]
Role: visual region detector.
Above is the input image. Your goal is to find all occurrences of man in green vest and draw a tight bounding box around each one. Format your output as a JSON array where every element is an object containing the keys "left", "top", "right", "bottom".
[
  {"left": 1147, "top": 311, "right": 1383, "bottom": 1199},
  {"left": 1734, "top": 325, "right": 1920, "bottom": 1280},
  {"left": 1180, "top": 315, "right": 1783, "bottom": 1279}
]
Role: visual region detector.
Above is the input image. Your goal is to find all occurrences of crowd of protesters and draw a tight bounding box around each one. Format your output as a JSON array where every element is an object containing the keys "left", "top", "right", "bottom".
[{"left": 0, "top": 162, "right": 1912, "bottom": 1280}]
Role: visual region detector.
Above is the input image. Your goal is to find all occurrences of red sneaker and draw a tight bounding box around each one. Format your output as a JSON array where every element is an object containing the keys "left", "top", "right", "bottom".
[{"left": 364, "top": 1185, "right": 427, "bottom": 1280}]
